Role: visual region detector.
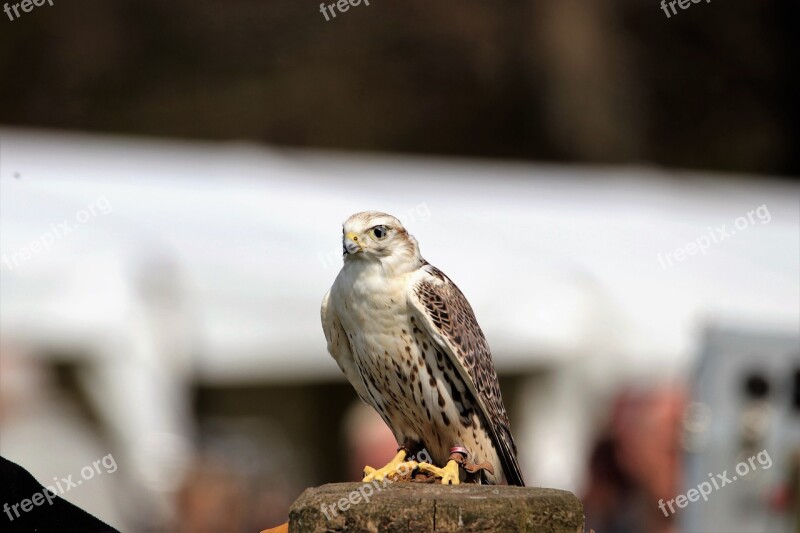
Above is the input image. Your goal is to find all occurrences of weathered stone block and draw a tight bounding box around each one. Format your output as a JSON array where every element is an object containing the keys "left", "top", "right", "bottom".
[{"left": 290, "top": 482, "right": 584, "bottom": 532}]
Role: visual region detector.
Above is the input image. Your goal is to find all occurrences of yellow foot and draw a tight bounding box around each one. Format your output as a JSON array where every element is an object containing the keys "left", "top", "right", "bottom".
[
  {"left": 362, "top": 450, "right": 418, "bottom": 482},
  {"left": 417, "top": 459, "right": 461, "bottom": 485}
]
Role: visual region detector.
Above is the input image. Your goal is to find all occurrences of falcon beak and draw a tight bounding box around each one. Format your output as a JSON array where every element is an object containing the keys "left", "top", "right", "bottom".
[{"left": 343, "top": 232, "right": 363, "bottom": 255}]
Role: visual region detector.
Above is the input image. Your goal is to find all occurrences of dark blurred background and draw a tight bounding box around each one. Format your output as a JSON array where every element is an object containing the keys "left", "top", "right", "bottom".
[{"left": 1, "top": 0, "right": 798, "bottom": 174}]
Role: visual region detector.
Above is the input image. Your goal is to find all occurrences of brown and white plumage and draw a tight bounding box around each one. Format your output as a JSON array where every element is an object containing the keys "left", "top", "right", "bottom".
[{"left": 321, "top": 211, "right": 524, "bottom": 485}]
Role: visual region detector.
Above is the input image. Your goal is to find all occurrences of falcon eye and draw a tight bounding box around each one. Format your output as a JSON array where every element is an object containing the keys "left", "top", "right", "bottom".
[{"left": 372, "top": 225, "right": 388, "bottom": 239}]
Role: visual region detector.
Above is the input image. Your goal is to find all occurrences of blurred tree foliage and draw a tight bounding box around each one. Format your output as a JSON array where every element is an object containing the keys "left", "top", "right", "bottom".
[{"left": 0, "top": 0, "right": 797, "bottom": 174}]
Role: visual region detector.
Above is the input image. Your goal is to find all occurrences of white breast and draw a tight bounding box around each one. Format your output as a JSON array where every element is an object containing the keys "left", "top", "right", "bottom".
[
  {"left": 330, "top": 260, "right": 428, "bottom": 435},
  {"left": 331, "top": 260, "right": 412, "bottom": 368}
]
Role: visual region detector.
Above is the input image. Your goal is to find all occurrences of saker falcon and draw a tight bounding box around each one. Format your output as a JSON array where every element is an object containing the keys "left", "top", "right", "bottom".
[{"left": 321, "top": 211, "right": 524, "bottom": 485}]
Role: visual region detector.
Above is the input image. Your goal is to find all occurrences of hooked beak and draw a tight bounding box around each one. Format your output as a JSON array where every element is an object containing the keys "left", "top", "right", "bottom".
[{"left": 343, "top": 232, "right": 363, "bottom": 255}]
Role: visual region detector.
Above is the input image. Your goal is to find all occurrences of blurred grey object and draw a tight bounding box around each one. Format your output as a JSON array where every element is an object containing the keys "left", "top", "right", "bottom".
[{"left": 683, "top": 326, "right": 800, "bottom": 533}]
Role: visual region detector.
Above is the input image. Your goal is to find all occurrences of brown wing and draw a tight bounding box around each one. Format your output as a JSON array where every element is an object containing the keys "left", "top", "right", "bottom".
[{"left": 408, "top": 263, "right": 525, "bottom": 486}]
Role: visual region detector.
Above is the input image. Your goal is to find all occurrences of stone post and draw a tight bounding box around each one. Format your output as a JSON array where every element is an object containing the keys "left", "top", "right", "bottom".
[{"left": 289, "top": 482, "right": 585, "bottom": 532}]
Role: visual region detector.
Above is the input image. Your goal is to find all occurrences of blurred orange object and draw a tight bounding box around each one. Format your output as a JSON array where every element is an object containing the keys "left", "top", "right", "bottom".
[{"left": 261, "top": 522, "right": 288, "bottom": 533}]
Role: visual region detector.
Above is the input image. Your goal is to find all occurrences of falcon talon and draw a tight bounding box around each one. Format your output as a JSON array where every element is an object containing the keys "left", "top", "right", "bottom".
[
  {"left": 362, "top": 449, "right": 410, "bottom": 483},
  {"left": 439, "top": 460, "right": 462, "bottom": 485},
  {"left": 392, "top": 461, "right": 419, "bottom": 480},
  {"left": 417, "top": 460, "right": 463, "bottom": 485}
]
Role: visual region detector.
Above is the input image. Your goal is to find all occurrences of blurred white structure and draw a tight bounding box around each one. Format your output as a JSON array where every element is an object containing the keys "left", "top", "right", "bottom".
[{"left": 0, "top": 127, "right": 798, "bottom": 505}]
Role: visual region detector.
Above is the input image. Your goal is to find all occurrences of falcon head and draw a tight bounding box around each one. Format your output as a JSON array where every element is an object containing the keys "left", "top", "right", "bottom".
[{"left": 341, "top": 211, "right": 421, "bottom": 265}]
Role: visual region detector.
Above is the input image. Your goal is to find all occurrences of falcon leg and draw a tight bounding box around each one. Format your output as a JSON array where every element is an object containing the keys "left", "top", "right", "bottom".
[{"left": 362, "top": 448, "right": 418, "bottom": 482}]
